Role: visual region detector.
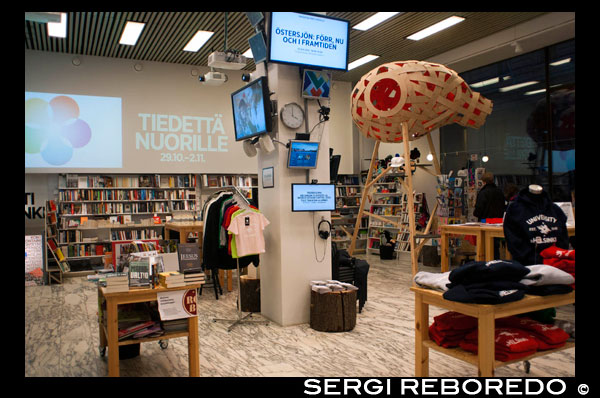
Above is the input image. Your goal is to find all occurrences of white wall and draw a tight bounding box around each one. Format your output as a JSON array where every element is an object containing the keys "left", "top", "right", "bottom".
[{"left": 25, "top": 50, "right": 256, "bottom": 174}]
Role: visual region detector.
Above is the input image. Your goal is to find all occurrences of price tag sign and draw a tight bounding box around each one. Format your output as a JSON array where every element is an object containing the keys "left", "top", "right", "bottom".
[{"left": 157, "top": 289, "right": 197, "bottom": 320}]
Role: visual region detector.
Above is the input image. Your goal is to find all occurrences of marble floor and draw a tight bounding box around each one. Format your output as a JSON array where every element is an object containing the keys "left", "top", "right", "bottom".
[{"left": 24, "top": 253, "right": 575, "bottom": 377}]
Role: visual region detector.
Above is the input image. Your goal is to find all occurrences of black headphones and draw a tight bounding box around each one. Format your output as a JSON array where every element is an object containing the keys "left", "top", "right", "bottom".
[{"left": 318, "top": 219, "right": 331, "bottom": 240}]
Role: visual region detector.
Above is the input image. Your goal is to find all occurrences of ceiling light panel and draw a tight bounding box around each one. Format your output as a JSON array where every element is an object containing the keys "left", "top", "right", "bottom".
[
  {"left": 348, "top": 54, "right": 380, "bottom": 71},
  {"left": 499, "top": 81, "right": 539, "bottom": 92},
  {"left": 353, "top": 12, "right": 400, "bottom": 31},
  {"left": 406, "top": 16, "right": 465, "bottom": 41},
  {"left": 183, "top": 30, "right": 215, "bottom": 52},
  {"left": 119, "top": 21, "right": 145, "bottom": 45},
  {"left": 47, "top": 12, "right": 67, "bottom": 38}
]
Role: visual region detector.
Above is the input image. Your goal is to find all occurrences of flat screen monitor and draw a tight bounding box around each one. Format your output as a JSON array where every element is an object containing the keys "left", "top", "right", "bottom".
[
  {"left": 248, "top": 31, "right": 268, "bottom": 64},
  {"left": 330, "top": 154, "right": 341, "bottom": 183},
  {"left": 231, "top": 76, "right": 272, "bottom": 142},
  {"left": 287, "top": 140, "right": 320, "bottom": 169},
  {"left": 268, "top": 12, "right": 350, "bottom": 71},
  {"left": 291, "top": 183, "right": 336, "bottom": 212},
  {"left": 302, "top": 69, "right": 332, "bottom": 99}
]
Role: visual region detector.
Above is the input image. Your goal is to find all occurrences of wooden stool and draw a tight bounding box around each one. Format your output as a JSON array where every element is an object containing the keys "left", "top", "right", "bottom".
[{"left": 310, "top": 289, "right": 357, "bottom": 332}]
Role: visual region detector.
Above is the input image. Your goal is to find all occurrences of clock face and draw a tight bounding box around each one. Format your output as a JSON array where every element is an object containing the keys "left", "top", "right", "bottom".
[{"left": 280, "top": 102, "right": 304, "bottom": 129}]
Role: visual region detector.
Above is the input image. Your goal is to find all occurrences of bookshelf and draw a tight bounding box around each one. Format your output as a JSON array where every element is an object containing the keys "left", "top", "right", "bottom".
[
  {"left": 366, "top": 172, "right": 427, "bottom": 257},
  {"left": 53, "top": 173, "right": 198, "bottom": 275},
  {"left": 331, "top": 174, "right": 368, "bottom": 253},
  {"left": 199, "top": 174, "right": 258, "bottom": 203},
  {"left": 44, "top": 200, "right": 69, "bottom": 284}
]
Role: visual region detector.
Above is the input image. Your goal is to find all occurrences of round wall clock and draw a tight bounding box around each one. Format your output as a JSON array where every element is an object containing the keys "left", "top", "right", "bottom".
[{"left": 280, "top": 102, "right": 305, "bottom": 129}]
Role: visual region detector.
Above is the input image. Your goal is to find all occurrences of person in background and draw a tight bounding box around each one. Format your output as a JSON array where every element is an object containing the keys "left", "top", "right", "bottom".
[
  {"left": 474, "top": 172, "right": 506, "bottom": 259},
  {"left": 474, "top": 172, "right": 506, "bottom": 221},
  {"left": 504, "top": 183, "right": 519, "bottom": 204}
]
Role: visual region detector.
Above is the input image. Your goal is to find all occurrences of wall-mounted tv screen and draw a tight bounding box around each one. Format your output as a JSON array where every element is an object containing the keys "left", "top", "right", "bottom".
[
  {"left": 268, "top": 12, "right": 350, "bottom": 71},
  {"left": 302, "top": 69, "right": 332, "bottom": 99},
  {"left": 287, "top": 140, "right": 320, "bottom": 169},
  {"left": 231, "top": 76, "right": 272, "bottom": 142},
  {"left": 291, "top": 183, "right": 336, "bottom": 212}
]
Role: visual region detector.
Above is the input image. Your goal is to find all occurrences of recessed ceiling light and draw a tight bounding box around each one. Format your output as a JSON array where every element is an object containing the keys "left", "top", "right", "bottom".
[
  {"left": 183, "top": 30, "right": 214, "bottom": 52},
  {"left": 353, "top": 12, "right": 400, "bottom": 31},
  {"left": 119, "top": 21, "right": 145, "bottom": 45},
  {"left": 550, "top": 58, "right": 571, "bottom": 66},
  {"left": 348, "top": 54, "right": 379, "bottom": 71},
  {"left": 470, "top": 77, "right": 499, "bottom": 88},
  {"left": 406, "top": 16, "right": 465, "bottom": 41},
  {"left": 525, "top": 88, "right": 546, "bottom": 95},
  {"left": 499, "top": 81, "right": 539, "bottom": 92},
  {"left": 47, "top": 12, "right": 67, "bottom": 38}
]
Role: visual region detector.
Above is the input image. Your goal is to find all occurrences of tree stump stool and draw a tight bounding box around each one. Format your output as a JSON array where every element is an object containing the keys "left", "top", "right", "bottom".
[
  {"left": 310, "top": 289, "right": 357, "bottom": 332},
  {"left": 240, "top": 275, "right": 261, "bottom": 313}
]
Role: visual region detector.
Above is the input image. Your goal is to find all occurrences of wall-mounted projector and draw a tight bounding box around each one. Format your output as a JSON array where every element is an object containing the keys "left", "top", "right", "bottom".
[
  {"left": 199, "top": 70, "right": 228, "bottom": 86},
  {"left": 208, "top": 51, "right": 247, "bottom": 70}
]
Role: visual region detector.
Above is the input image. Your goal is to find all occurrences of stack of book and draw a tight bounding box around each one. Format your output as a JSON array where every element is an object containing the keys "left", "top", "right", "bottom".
[
  {"left": 184, "top": 271, "right": 206, "bottom": 286},
  {"left": 118, "top": 320, "right": 158, "bottom": 341},
  {"left": 161, "top": 319, "right": 189, "bottom": 333},
  {"left": 105, "top": 272, "right": 129, "bottom": 293},
  {"left": 158, "top": 271, "right": 186, "bottom": 288}
]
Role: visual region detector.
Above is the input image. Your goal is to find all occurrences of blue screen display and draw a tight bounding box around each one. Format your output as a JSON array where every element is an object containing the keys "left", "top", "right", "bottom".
[
  {"left": 288, "top": 141, "right": 319, "bottom": 168},
  {"left": 292, "top": 184, "right": 336, "bottom": 212}
]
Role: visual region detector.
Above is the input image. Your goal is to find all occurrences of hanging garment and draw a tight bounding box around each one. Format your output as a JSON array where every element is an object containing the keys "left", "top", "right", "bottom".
[
  {"left": 227, "top": 209, "right": 270, "bottom": 258},
  {"left": 503, "top": 188, "right": 569, "bottom": 265}
]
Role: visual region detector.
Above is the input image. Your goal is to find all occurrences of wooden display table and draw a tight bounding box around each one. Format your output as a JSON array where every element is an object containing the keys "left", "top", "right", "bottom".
[
  {"left": 440, "top": 224, "right": 576, "bottom": 271},
  {"left": 411, "top": 286, "right": 575, "bottom": 377},
  {"left": 98, "top": 283, "right": 201, "bottom": 377}
]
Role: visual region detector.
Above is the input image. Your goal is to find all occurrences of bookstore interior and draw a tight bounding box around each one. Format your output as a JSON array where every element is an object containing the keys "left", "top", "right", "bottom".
[{"left": 25, "top": 12, "right": 578, "bottom": 382}]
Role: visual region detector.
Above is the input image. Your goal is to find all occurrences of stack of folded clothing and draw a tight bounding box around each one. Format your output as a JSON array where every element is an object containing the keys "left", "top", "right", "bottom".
[
  {"left": 540, "top": 246, "right": 575, "bottom": 289},
  {"left": 428, "top": 311, "right": 477, "bottom": 348},
  {"left": 519, "top": 264, "right": 574, "bottom": 296},
  {"left": 443, "top": 260, "right": 530, "bottom": 304},
  {"left": 496, "top": 316, "right": 570, "bottom": 350},
  {"left": 459, "top": 327, "right": 539, "bottom": 361}
]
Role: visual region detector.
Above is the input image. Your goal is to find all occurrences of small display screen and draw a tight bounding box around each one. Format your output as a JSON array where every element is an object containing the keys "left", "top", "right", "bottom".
[
  {"left": 291, "top": 183, "right": 336, "bottom": 212},
  {"left": 288, "top": 140, "right": 319, "bottom": 169}
]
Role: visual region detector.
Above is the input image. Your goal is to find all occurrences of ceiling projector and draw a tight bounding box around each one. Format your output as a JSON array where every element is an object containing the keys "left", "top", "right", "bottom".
[
  {"left": 208, "top": 51, "right": 247, "bottom": 70},
  {"left": 199, "top": 70, "right": 228, "bottom": 86}
]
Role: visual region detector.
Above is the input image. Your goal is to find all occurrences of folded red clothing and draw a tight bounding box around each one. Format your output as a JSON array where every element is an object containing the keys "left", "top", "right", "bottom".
[
  {"left": 458, "top": 340, "right": 537, "bottom": 362},
  {"left": 540, "top": 246, "right": 575, "bottom": 260},
  {"left": 430, "top": 322, "right": 472, "bottom": 338},
  {"left": 433, "top": 311, "right": 478, "bottom": 331},
  {"left": 527, "top": 333, "right": 566, "bottom": 350},
  {"left": 544, "top": 258, "right": 575, "bottom": 274},
  {"left": 429, "top": 324, "right": 465, "bottom": 348},
  {"left": 496, "top": 317, "right": 569, "bottom": 345},
  {"left": 463, "top": 327, "right": 539, "bottom": 353}
]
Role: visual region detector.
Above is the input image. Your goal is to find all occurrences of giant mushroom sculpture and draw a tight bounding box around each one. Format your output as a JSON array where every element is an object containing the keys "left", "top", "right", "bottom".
[{"left": 347, "top": 60, "right": 493, "bottom": 276}]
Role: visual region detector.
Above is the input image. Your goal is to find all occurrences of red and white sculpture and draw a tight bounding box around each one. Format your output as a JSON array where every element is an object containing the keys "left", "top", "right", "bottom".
[{"left": 351, "top": 60, "right": 493, "bottom": 142}]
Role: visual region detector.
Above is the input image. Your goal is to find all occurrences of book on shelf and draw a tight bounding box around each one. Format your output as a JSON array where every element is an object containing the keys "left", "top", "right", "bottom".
[
  {"left": 158, "top": 271, "right": 186, "bottom": 288},
  {"left": 161, "top": 318, "right": 189, "bottom": 333},
  {"left": 118, "top": 320, "right": 157, "bottom": 341},
  {"left": 177, "top": 243, "right": 202, "bottom": 274}
]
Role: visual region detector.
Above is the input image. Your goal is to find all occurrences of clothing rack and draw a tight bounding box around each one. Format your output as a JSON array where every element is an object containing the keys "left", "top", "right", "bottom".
[{"left": 211, "top": 186, "right": 270, "bottom": 332}]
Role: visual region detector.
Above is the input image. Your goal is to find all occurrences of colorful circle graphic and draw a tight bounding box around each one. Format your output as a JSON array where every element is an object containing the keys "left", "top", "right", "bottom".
[{"left": 25, "top": 95, "right": 92, "bottom": 165}]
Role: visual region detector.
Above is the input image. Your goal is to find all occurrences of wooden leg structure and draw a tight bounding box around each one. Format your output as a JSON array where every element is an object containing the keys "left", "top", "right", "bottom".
[{"left": 349, "top": 123, "right": 442, "bottom": 279}]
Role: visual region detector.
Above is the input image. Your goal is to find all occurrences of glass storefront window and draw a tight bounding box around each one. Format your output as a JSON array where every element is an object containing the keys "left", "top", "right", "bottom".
[{"left": 440, "top": 39, "right": 574, "bottom": 203}]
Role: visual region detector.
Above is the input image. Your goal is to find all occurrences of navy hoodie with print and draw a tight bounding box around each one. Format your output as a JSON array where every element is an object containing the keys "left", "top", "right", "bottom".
[{"left": 503, "top": 188, "right": 569, "bottom": 265}]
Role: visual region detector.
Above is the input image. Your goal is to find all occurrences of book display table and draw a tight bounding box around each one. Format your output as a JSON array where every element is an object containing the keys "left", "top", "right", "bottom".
[
  {"left": 411, "top": 286, "right": 575, "bottom": 377},
  {"left": 97, "top": 283, "right": 201, "bottom": 377}
]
